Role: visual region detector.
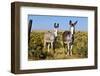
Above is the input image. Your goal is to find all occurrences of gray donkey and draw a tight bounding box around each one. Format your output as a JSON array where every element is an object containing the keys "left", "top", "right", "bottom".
[
  {"left": 44, "top": 23, "right": 59, "bottom": 52},
  {"left": 62, "top": 20, "right": 77, "bottom": 56}
]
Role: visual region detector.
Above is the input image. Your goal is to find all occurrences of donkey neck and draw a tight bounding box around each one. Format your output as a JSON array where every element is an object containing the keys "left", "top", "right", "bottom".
[
  {"left": 70, "top": 26, "right": 75, "bottom": 35},
  {"left": 54, "top": 28, "right": 58, "bottom": 37}
]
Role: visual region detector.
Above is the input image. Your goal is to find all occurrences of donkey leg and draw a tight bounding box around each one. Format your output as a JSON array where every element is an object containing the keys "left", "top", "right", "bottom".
[
  {"left": 53, "top": 42, "right": 55, "bottom": 53},
  {"left": 70, "top": 45, "right": 73, "bottom": 56},
  {"left": 47, "top": 43, "right": 50, "bottom": 52},
  {"left": 63, "top": 43, "right": 67, "bottom": 55},
  {"left": 51, "top": 42, "right": 53, "bottom": 49},
  {"left": 66, "top": 43, "right": 70, "bottom": 56}
]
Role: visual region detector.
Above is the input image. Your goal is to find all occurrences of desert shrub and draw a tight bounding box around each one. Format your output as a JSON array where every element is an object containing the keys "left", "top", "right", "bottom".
[
  {"left": 53, "top": 35, "right": 63, "bottom": 49},
  {"left": 28, "top": 31, "right": 45, "bottom": 59},
  {"left": 73, "top": 31, "right": 88, "bottom": 57},
  {"left": 28, "top": 31, "right": 88, "bottom": 60}
]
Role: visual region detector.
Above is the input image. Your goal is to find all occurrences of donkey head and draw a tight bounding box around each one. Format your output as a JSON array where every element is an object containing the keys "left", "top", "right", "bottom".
[
  {"left": 54, "top": 23, "right": 59, "bottom": 28},
  {"left": 69, "top": 20, "right": 78, "bottom": 35},
  {"left": 54, "top": 23, "right": 59, "bottom": 37},
  {"left": 69, "top": 20, "right": 77, "bottom": 27}
]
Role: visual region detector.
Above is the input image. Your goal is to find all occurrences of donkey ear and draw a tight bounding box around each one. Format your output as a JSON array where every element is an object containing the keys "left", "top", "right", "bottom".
[
  {"left": 54, "top": 23, "right": 56, "bottom": 28},
  {"left": 73, "top": 21, "right": 78, "bottom": 26},
  {"left": 69, "top": 20, "right": 72, "bottom": 25},
  {"left": 57, "top": 23, "right": 59, "bottom": 28}
]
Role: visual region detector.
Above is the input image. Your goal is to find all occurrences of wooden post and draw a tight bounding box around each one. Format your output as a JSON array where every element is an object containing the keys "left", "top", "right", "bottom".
[{"left": 28, "top": 19, "right": 32, "bottom": 44}]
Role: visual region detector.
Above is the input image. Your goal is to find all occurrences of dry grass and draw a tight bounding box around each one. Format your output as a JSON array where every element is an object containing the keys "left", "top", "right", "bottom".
[{"left": 28, "top": 31, "right": 88, "bottom": 60}]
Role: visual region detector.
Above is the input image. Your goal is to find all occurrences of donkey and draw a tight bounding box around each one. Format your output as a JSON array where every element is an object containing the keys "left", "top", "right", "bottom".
[
  {"left": 44, "top": 23, "right": 59, "bottom": 52},
  {"left": 62, "top": 20, "right": 77, "bottom": 56}
]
